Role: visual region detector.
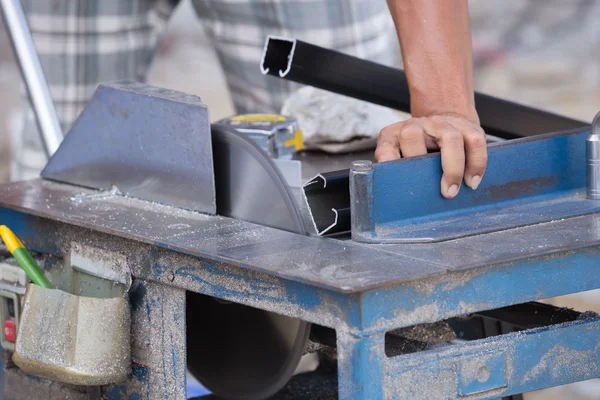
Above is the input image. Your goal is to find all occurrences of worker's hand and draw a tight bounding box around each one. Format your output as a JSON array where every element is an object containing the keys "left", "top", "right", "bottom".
[{"left": 375, "top": 114, "right": 487, "bottom": 199}]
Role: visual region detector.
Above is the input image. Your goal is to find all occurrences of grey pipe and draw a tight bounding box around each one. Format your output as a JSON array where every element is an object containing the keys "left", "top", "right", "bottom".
[{"left": 1, "top": 0, "right": 63, "bottom": 158}]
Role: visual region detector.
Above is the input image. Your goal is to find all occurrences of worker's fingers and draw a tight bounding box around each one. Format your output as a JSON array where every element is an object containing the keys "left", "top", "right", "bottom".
[
  {"left": 425, "top": 135, "right": 439, "bottom": 151},
  {"left": 376, "top": 121, "right": 431, "bottom": 162},
  {"left": 375, "top": 123, "right": 403, "bottom": 162},
  {"left": 421, "top": 119, "right": 465, "bottom": 199},
  {"left": 445, "top": 118, "right": 487, "bottom": 189},
  {"left": 377, "top": 114, "right": 484, "bottom": 199},
  {"left": 396, "top": 120, "right": 428, "bottom": 158}
]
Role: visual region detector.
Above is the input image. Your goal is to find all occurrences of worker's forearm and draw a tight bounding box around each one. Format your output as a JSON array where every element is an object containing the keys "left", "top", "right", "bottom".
[{"left": 388, "top": 0, "right": 477, "bottom": 122}]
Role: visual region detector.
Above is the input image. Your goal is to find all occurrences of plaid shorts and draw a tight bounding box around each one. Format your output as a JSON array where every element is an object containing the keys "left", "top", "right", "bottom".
[{"left": 12, "top": 0, "right": 398, "bottom": 180}]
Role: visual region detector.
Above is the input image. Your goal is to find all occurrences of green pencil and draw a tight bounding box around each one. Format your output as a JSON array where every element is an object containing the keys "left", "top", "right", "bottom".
[{"left": 0, "top": 225, "right": 52, "bottom": 289}]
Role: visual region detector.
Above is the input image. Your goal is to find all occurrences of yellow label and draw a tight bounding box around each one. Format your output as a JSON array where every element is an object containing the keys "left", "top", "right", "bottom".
[
  {"left": 231, "top": 114, "right": 286, "bottom": 123},
  {"left": 284, "top": 129, "right": 304, "bottom": 151}
]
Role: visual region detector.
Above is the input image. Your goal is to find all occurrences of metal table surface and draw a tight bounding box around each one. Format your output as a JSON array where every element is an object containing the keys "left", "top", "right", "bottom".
[
  {"left": 3, "top": 176, "right": 600, "bottom": 400},
  {"left": 0, "top": 178, "right": 599, "bottom": 294}
]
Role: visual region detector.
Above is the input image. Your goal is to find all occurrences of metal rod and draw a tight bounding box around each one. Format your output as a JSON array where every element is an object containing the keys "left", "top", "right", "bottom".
[
  {"left": 1, "top": 0, "right": 63, "bottom": 157},
  {"left": 261, "top": 36, "right": 589, "bottom": 140},
  {"left": 587, "top": 111, "right": 600, "bottom": 199}
]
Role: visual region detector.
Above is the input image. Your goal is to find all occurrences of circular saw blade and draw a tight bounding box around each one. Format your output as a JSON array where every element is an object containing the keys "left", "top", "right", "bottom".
[
  {"left": 212, "top": 122, "right": 306, "bottom": 234},
  {"left": 187, "top": 124, "right": 310, "bottom": 400}
]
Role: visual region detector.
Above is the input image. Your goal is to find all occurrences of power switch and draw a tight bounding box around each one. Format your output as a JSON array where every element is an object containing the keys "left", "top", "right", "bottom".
[
  {"left": 0, "top": 290, "right": 20, "bottom": 351},
  {"left": 4, "top": 320, "right": 15, "bottom": 343}
]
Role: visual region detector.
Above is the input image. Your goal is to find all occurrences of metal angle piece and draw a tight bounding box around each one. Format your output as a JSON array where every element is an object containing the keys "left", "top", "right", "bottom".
[
  {"left": 41, "top": 81, "right": 216, "bottom": 215},
  {"left": 350, "top": 128, "right": 600, "bottom": 243},
  {"left": 260, "top": 36, "right": 588, "bottom": 139},
  {"left": 187, "top": 124, "right": 310, "bottom": 400}
]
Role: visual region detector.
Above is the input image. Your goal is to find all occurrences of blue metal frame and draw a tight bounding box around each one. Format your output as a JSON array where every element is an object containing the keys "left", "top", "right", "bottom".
[
  {"left": 1, "top": 209, "right": 600, "bottom": 399},
  {"left": 387, "top": 316, "right": 600, "bottom": 399},
  {"left": 351, "top": 128, "right": 599, "bottom": 243}
]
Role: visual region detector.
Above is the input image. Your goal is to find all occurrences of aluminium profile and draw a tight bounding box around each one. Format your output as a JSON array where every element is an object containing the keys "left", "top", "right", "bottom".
[
  {"left": 302, "top": 169, "right": 350, "bottom": 236},
  {"left": 261, "top": 36, "right": 588, "bottom": 140}
]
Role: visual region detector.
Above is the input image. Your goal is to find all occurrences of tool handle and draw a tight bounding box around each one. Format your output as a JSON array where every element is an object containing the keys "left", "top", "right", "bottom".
[{"left": 12, "top": 248, "right": 52, "bottom": 288}]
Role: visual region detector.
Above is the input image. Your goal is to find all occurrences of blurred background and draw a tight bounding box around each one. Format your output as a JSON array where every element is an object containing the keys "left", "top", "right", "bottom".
[{"left": 0, "top": 0, "right": 599, "bottom": 398}]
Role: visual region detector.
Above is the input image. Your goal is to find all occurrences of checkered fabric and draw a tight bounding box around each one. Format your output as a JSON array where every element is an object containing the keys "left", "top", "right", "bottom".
[
  {"left": 190, "top": 0, "right": 398, "bottom": 113},
  {"left": 12, "top": 0, "right": 398, "bottom": 181},
  {"left": 12, "top": 0, "right": 177, "bottom": 181}
]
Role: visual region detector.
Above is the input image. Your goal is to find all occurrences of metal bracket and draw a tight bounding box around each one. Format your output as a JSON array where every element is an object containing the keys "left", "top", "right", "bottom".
[
  {"left": 350, "top": 128, "right": 600, "bottom": 243},
  {"left": 70, "top": 242, "right": 130, "bottom": 284},
  {"left": 41, "top": 82, "right": 216, "bottom": 215}
]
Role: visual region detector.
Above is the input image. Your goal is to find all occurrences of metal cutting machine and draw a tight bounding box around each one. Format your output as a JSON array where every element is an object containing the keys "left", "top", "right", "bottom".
[{"left": 1, "top": 2, "right": 600, "bottom": 398}]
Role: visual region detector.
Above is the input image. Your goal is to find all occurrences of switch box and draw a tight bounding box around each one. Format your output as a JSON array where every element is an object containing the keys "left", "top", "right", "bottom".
[{"left": 0, "top": 290, "right": 20, "bottom": 351}]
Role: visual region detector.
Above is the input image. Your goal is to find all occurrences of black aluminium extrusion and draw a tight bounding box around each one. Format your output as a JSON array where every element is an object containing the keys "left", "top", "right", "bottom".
[
  {"left": 260, "top": 36, "right": 589, "bottom": 140},
  {"left": 302, "top": 169, "right": 350, "bottom": 236}
]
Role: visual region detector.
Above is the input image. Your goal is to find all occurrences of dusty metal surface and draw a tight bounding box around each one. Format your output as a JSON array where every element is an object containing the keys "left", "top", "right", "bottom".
[
  {"left": 386, "top": 316, "right": 600, "bottom": 399},
  {"left": 4, "top": 178, "right": 600, "bottom": 291},
  {"left": 3, "top": 197, "right": 600, "bottom": 399},
  {"left": 13, "top": 284, "right": 130, "bottom": 386},
  {"left": 41, "top": 82, "right": 216, "bottom": 215},
  {"left": 102, "top": 280, "right": 187, "bottom": 399},
  {"left": 70, "top": 242, "right": 130, "bottom": 287},
  {"left": 0, "top": 179, "right": 447, "bottom": 292},
  {"left": 3, "top": 179, "right": 600, "bottom": 338},
  {"left": 364, "top": 213, "right": 600, "bottom": 272}
]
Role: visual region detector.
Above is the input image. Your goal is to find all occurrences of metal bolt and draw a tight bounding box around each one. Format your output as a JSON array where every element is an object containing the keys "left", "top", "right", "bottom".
[
  {"left": 587, "top": 111, "right": 600, "bottom": 199},
  {"left": 476, "top": 365, "right": 491, "bottom": 383},
  {"left": 72, "top": 244, "right": 80, "bottom": 252},
  {"left": 351, "top": 160, "right": 373, "bottom": 172},
  {"left": 167, "top": 271, "right": 175, "bottom": 282}
]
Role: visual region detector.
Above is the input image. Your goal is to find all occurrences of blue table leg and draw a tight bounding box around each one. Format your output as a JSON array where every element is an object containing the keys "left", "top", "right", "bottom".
[
  {"left": 103, "top": 280, "right": 187, "bottom": 399},
  {"left": 337, "top": 331, "right": 386, "bottom": 400}
]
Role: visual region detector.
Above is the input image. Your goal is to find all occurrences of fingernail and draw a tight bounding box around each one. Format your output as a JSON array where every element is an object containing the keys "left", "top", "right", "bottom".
[
  {"left": 469, "top": 175, "right": 482, "bottom": 190},
  {"left": 447, "top": 184, "right": 459, "bottom": 198}
]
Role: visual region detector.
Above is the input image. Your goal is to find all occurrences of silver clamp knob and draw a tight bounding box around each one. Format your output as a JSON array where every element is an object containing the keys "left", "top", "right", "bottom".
[{"left": 587, "top": 112, "right": 600, "bottom": 199}]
